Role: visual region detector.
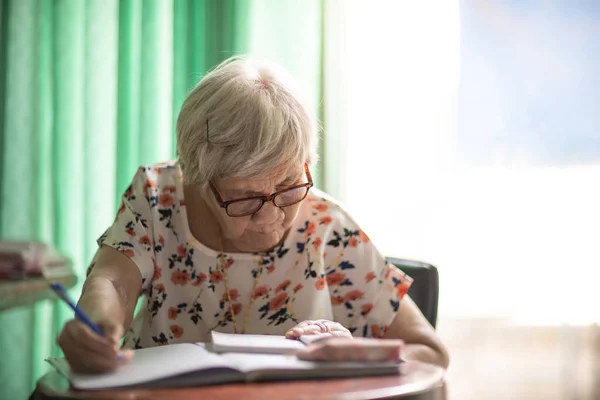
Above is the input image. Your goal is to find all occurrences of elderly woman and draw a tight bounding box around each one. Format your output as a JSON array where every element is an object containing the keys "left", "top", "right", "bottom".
[{"left": 58, "top": 57, "right": 449, "bottom": 373}]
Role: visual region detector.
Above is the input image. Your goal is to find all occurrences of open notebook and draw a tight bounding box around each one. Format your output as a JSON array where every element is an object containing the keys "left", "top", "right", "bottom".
[{"left": 46, "top": 341, "right": 401, "bottom": 390}]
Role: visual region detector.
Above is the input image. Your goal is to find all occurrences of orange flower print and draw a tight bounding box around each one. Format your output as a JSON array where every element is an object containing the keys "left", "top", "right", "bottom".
[
  {"left": 313, "top": 203, "right": 328, "bottom": 213},
  {"left": 312, "top": 237, "right": 322, "bottom": 251},
  {"left": 153, "top": 264, "right": 162, "bottom": 281},
  {"left": 117, "top": 201, "right": 125, "bottom": 215},
  {"left": 293, "top": 283, "right": 303, "bottom": 293},
  {"left": 359, "top": 230, "right": 370, "bottom": 243},
  {"left": 143, "top": 180, "right": 157, "bottom": 196},
  {"left": 168, "top": 307, "right": 178, "bottom": 320},
  {"left": 170, "top": 324, "right": 184, "bottom": 339},
  {"left": 371, "top": 324, "right": 383, "bottom": 337},
  {"left": 210, "top": 270, "right": 223, "bottom": 284},
  {"left": 275, "top": 280, "right": 291, "bottom": 293},
  {"left": 230, "top": 303, "right": 242, "bottom": 316},
  {"left": 177, "top": 244, "right": 186, "bottom": 258},
  {"left": 158, "top": 193, "right": 174, "bottom": 207},
  {"left": 162, "top": 185, "right": 176, "bottom": 193},
  {"left": 267, "top": 263, "right": 275, "bottom": 273},
  {"left": 315, "top": 277, "right": 326, "bottom": 290},
  {"left": 331, "top": 295, "right": 345, "bottom": 305},
  {"left": 223, "top": 257, "right": 234, "bottom": 269},
  {"left": 344, "top": 289, "right": 365, "bottom": 301},
  {"left": 125, "top": 228, "right": 136, "bottom": 237},
  {"left": 179, "top": 199, "right": 185, "bottom": 206},
  {"left": 253, "top": 285, "right": 269, "bottom": 299},
  {"left": 171, "top": 270, "right": 191, "bottom": 285},
  {"left": 123, "top": 249, "right": 135, "bottom": 258},
  {"left": 192, "top": 272, "right": 207, "bottom": 286},
  {"left": 365, "top": 271, "right": 376, "bottom": 283},
  {"left": 221, "top": 288, "right": 240, "bottom": 302},
  {"left": 158, "top": 235, "right": 165, "bottom": 247},
  {"left": 139, "top": 235, "right": 151, "bottom": 246},
  {"left": 326, "top": 272, "right": 346, "bottom": 286},
  {"left": 154, "top": 284, "right": 166, "bottom": 293},
  {"left": 269, "top": 292, "right": 288, "bottom": 311},
  {"left": 348, "top": 237, "right": 358, "bottom": 248},
  {"left": 305, "top": 222, "right": 316, "bottom": 237},
  {"left": 319, "top": 216, "right": 332, "bottom": 225},
  {"left": 361, "top": 303, "right": 373, "bottom": 316},
  {"left": 396, "top": 281, "right": 411, "bottom": 299}
]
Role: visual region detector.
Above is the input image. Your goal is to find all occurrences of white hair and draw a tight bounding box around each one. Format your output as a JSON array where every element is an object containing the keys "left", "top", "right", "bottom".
[{"left": 176, "top": 56, "right": 319, "bottom": 189}]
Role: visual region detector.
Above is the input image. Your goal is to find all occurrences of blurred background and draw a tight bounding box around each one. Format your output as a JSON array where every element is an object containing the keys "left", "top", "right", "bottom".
[{"left": 0, "top": 0, "right": 599, "bottom": 399}]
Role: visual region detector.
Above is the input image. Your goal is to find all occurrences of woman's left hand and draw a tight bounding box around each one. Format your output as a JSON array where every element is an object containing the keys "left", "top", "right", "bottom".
[{"left": 285, "top": 319, "right": 352, "bottom": 339}]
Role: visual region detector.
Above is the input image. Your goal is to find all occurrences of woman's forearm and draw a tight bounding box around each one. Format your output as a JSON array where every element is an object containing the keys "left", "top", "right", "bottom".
[
  {"left": 403, "top": 343, "right": 450, "bottom": 368},
  {"left": 78, "top": 276, "right": 131, "bottom": 331}
]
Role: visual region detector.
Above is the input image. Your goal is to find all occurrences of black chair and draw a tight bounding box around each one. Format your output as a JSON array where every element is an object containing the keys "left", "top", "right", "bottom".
[{"left": 386, "top": 257, "right": 439, "bottom": 329}]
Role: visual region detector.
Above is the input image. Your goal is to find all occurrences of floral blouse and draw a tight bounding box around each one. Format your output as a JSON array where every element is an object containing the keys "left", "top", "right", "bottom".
[{"left": 95, "top": 161, "right": 413, "bottom": 349}]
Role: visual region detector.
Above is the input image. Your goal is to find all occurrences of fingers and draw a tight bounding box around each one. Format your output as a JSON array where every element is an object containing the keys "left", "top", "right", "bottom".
[
  {"left": 285, "top": 320, "right": 352, "bottom": 339},
  {"left": 118, "top": 349, "right": 134, "bottom": 363},
  {"left": 297, "top": 324, "right": 330, "bottom": 335},
  {"left": 63, "top": 320, "right": 116, "bottom": 356},
  {"left": 285, "top": 327, "right": 304, "bottom": 339},
  {"left": 100, "top": 321, "right": 124, "bottom": 346},
  {"left": 58, "top": 319, "right": 132, "bottom": 374}
]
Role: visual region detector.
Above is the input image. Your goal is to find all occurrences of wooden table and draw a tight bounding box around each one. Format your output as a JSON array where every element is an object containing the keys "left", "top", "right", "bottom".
[
  {"left": 32, "top": 361, "right": 446, "bottom": 400},
  {"left": 0, "top": 272, "right": 77, "bottom": 311}
]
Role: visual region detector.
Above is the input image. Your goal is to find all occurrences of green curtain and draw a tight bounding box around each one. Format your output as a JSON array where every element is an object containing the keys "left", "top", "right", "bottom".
[
  {"left": 244, "top": 0, "right": 325, "bottom": 184},
  {"left": 0, "top": 0, "right": 324, "bottom": 398},
  {"left": 0, "top": 0, "right": 246, "bottom": 397}
]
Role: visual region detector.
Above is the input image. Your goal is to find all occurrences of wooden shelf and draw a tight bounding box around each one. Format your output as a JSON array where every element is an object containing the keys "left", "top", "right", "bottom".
[{"left": 0, "top": 271, "right": 77, "bottom": 311}]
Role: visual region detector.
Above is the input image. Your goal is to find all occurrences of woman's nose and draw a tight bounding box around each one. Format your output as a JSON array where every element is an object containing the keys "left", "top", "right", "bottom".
[{"left": 252, "top": 201, "right": 282, "bottom": 223}]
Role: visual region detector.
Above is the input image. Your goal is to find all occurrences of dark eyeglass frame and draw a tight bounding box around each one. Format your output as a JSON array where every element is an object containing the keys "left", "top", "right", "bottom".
[{"left": 209, "top": 164, "right": 314, "bottom": 217}]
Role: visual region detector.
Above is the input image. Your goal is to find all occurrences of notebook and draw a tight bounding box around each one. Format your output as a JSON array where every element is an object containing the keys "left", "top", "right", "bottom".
[
  {"left": 210, "top": 330, "right": 321, "bottom": 354},
  {"left": 46, "top": 342, "right": 401, "bottom": 390}
]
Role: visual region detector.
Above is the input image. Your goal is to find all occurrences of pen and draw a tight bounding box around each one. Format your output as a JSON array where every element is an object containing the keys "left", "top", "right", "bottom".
[
  {"left": 50, "top": 282, "right": 124, "bottom": 360},
  {"left": 49, "top": 282, "right": 104, "bottom": 335}
]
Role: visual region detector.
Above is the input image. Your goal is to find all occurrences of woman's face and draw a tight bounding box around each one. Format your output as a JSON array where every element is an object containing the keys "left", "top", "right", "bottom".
[{"left": 206, "top": 163, "right": 307, "bottom": 253}]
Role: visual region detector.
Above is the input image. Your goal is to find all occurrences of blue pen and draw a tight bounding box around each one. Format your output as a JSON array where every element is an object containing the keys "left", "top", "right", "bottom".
[
  {"left": 50, "top": 282, "right": 104, "bottom": 335},
  {"left": 50, "top": 282, "right": 123, "bottom": 360}
]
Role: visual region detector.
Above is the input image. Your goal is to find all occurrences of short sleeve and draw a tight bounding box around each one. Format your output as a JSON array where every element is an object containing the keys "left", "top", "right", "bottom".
[
  {"left": 324, "top": 225, "right": 413, "bottom": 338},
  {"left": 96, "top": 167, "right": 156, "bottom": 291}
]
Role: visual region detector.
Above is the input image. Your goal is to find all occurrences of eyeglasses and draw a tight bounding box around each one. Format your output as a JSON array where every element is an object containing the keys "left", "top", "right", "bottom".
[{"left": 209, "top": 164, "right": 313, "bottom": 217}]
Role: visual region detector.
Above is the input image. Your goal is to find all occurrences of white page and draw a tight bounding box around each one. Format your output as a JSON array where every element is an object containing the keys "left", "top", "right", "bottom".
[
  {"left": 219, "top": 352, "right": 320, "bottom": 373},
  {"left": 211, "top": 331, "right": 305, "bottom": 354},
  {"left": 47, "top": 343, "right": 231, "bottom": 390}
]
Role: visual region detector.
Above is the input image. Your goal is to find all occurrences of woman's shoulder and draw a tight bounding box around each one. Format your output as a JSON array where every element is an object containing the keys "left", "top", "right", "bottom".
[
  {"left": 129, "top": 160, "right": 182, "bottom": 189},
  {"left": 136, "top": 160, "right": 181, "bottom": 177},
  {"left": 301, "top": 188, "right": 364, "bottom": 232}
]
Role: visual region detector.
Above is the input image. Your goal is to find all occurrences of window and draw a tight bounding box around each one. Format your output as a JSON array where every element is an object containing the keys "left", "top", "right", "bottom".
[{"left": 327, "top": 0, "right": 600, "bottom": 324}]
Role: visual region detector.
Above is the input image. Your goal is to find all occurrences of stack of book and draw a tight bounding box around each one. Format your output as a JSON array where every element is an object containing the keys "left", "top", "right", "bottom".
[{"left": 0, "top": 241, "right": 70, "bottom": 280}]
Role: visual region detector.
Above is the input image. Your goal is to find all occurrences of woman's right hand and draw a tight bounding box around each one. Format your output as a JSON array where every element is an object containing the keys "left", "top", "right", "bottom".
[{"left": 57, "top": 316, "right": 133, "bottom": 374}]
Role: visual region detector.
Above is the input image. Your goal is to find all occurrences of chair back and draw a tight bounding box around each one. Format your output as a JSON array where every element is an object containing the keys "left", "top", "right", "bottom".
[{"left": 386, "top": 257, "right": 439, "bottom": 329}]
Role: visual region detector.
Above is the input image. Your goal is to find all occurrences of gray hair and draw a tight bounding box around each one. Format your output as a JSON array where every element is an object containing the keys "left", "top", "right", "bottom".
[{"left": 176, "top": 56, "right": 319, "bottom": 189}]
